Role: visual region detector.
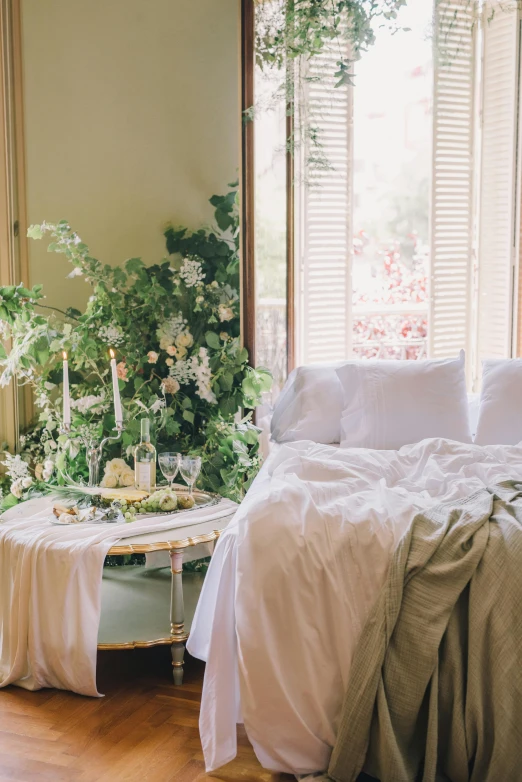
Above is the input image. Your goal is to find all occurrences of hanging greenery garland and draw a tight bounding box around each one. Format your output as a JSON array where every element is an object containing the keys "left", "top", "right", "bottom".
[{"left": 254, "top": 0, "right": 409, "bottom": 86}]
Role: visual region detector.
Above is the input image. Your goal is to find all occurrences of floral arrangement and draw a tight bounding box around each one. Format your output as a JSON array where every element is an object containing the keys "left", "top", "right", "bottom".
[
  {"left": 100, "top": 458, "right": 135, "bottom": 489},
  {"left": 0, "top": 184, "right": 271, "bottom": 510}
]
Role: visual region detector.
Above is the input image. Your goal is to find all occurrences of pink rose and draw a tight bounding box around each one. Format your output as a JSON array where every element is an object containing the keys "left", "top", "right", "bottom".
[{"left": 116, "top": 361, "right": 128, "bottom": 382}]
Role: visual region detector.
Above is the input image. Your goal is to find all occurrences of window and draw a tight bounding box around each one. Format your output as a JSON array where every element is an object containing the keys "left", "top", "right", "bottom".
[{"left": 253, "top": 0, "right": 522, "bottom": 394}]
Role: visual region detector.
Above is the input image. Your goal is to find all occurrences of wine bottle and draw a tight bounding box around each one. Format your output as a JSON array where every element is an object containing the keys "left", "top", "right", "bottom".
[{"left": 133, "top": 418, "right": 156, "bottom": 492}]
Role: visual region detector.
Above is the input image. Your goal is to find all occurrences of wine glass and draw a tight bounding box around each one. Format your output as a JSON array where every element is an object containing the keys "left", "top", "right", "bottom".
[
  {"left": 158, "top": 452, "right": 180, "bottom": 490},
  {"left": 179, "top": 456, "right": 201, "bottom": 498}
]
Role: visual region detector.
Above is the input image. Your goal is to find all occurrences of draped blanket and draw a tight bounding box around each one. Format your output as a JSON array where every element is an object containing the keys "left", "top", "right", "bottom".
[{"left": 327, "top": 481, "right": 522, "bottom": 782}]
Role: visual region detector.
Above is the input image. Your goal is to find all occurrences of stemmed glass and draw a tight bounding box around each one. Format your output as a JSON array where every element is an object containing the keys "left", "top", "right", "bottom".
[
  {"left": 158, "top": 452, "right": 181, "bottom": 490},
  {"left": 179, "top": 456, "right": 201, "bottom": 498}
]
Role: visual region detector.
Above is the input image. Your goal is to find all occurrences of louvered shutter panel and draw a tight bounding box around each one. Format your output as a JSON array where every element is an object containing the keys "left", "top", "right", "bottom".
[
  {"left": 296, "top": 44, "right": 353, "bottom": 365},
  {"left": 476, "top": 1, "right": 521, "bottom": 376},
  {"left": 429, "top": 0, "right": 477, "bottom": 376}
]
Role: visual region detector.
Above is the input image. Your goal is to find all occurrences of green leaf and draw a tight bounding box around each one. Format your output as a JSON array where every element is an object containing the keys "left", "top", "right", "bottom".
[
  {"left": 215, "top": 210, "right": 234, "bottom": 232},
  {"left": 125, "top": 257, "right": 144, "bottom": 275},
  {"left": 27, "top": 224, "right": 43, "bottom": 240},
  {"left": 205, "top": 331, "right": 221, "bottom": 350},
  {"left": 182, "top": 410, "right": 195, "bottom": 424},
  {"left": 1, "top": 493, "right": 19, "bottom": 511}
]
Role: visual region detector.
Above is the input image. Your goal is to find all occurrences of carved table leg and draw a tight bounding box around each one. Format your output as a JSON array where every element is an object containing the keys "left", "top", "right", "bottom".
[{"left": 169, "top": 549, "right": 185, "bottom": 685}]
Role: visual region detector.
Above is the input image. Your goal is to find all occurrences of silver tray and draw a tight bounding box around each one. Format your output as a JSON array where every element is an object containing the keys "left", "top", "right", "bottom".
[{"left": 49, "top": 488, "right": 221, "bottom": 525}]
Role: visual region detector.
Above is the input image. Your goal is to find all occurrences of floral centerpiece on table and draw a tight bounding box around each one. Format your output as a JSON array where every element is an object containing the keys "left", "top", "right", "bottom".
[{"left": 0, "top": 184, "right": 271, "bottom": 510}]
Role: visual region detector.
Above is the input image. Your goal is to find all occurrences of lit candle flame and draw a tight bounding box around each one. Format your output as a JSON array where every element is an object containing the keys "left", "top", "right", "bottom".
[
  {"left": 109, "top": 348, "right": 115, "bottom": 359},
  {"left": 62, "top": 351, "right": 67, "bottom": 360}
]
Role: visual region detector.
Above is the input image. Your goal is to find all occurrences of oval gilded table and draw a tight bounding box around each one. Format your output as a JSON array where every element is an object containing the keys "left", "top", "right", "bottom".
[{"left": 98, "top": 507, "right": 236, "bottom": 684}]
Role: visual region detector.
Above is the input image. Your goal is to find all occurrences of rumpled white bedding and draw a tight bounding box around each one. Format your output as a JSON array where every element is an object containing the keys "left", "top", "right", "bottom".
[
  {"left": 187, "top": 438, "right": 522, "bottom": 774},
  {"left": 0, "top": 497, "right": 236, "bottom": 696}
]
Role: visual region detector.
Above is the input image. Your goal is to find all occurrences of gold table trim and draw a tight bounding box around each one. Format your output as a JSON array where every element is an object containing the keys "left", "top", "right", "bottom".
[
  {"left": 106, "top": 528, "right": 222, "bottom": 555},
  {"left": 98, "top": 634, "right": 188, "bottom": 651}
]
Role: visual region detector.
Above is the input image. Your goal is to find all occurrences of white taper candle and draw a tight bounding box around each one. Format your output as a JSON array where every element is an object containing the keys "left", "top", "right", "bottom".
[
  {"left": 110, "top": 349, "right": 123, "bottom": 426},
  {"left": 62, "top": 351, "right": 71, "bottom": 427}
]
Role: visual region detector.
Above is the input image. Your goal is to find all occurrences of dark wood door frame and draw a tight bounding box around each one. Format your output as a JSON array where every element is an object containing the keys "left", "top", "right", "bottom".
[
  {"left": 240, "top": 0, "right": 256, "bottom": 365},
  {"left": 241, "top": 0, "right": 295, "bottom": 375}
]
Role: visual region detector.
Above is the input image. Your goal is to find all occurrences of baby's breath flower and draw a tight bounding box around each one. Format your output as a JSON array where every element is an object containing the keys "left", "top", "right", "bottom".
[{"left": 179, "top": 257, "right": 205, "bottom": 288}]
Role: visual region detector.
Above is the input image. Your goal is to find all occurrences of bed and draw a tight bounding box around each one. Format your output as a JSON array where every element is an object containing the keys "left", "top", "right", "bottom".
[{"left": 187, "top": 355, "right": 522, "bottom": 775}]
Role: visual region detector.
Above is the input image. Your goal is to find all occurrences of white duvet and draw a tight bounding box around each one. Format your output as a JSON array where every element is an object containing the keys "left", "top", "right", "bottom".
[{"left": 187, "top": 438, "right": 522, "bottom": 774}]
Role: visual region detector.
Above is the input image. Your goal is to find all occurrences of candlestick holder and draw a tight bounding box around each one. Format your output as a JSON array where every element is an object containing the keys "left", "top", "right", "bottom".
[{"left": 60, "top": 423, "right": 125, "bottom": 487}]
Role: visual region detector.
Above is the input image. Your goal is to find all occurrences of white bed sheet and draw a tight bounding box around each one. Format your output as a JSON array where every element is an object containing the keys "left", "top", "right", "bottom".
[{"left": 187, "top": 438, "right": 522, "bottom": 774}]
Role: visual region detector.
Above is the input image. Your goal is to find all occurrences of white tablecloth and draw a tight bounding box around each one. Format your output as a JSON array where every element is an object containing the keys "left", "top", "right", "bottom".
[{"left": 0, "top": 495, "right": 236, "bottom": 696}]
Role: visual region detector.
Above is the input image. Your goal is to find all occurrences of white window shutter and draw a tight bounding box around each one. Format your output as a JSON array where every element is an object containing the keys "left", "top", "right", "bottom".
[
  {"left": 296, "top": 45, "right": 353, "bottom": 365},
  {"left": 476, "top": 1, "right": 521, "bottom": 376},
  {"left": 429, "top": 0, "right": 477, "bottom": 377}
]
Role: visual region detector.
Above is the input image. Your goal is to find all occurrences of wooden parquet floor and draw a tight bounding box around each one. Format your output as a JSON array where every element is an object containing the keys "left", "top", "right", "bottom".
[{"left": 0, "top": 647, "right": 275, "bottom": 782}]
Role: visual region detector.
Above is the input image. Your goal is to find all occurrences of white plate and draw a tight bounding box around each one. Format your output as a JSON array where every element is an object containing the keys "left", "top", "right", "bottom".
[{"left": 48, "top": 510, "right": 122, "bottom": 526}]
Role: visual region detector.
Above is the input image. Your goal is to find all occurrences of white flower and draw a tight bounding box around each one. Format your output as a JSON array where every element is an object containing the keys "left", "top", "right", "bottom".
[
  {"left": 176, "top": 346, "right": 187, "bottom": 359},
  {"left": 98, "top": 324, "right": 125, "bottom": 346},
  {"left": 44, "top": 459, "right": 54, "bottom": 472},
  {"left": 35, "top": 394, "right": 49, "bottom": 409},
  {"left": 170, "top": 359, "right": 197, "bottom": 385},
  {"left": 71, "top": 394, "right": 106, "bottom": 415},
  {"left": 218, "top": 305, "right": 234, "bottom": 322},
  {"left": 121, "top": 470, "right": 135, "bottom": 487},
  {"left": 2, "top": 453, "right": 29, "bottom": 480},
  {"left": 210, "top": 280, "right": 219, "bottom": 288},
  {"left": 11, "top": 479, "right": 23, "bottom": 499},
  {"left": 179, "top": 257, "right": 205, "bottom": 288},
  {"left": 22, "top": 476, "right": 33, "bottom": 489},
  {"left": 166, "top": 358, "right": 174, "bottom": 367},
  {"left": 169, "top": 348, "right": 217, "bottom": 404},
  {"left": 156, "top": 314, "right": 187, "bottom": 347},
  {"left": 196, "top": 295, "right": 204, "bottom": 304},
  {"left": 147, "top": 351, "right": 159, "bottom": 364},
  {"left": 100, "top": 473, "right": 118, "bottom": 489},
  {"left": 175, "top": 331, "right": 194, "bottom": 349},
  {"left": 150, "top": 397, "right": 166, "bottom": 414},
  {"left": 67, "top": 267, "right": 83, "bottom": 279},
  {"left": 194, "top": 347, "right": 217, "bottom": 404},
  {"left": 105, "top": 458, "right": 129, "bottom": 476},
  {"left": 35, "top": 463, "right": 44, "bottom": 480}
]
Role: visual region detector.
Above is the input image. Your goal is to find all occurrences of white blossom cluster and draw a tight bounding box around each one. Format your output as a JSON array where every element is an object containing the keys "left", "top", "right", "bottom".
[
  {"left": 98, "top": 324, "right": 125, "bottom": 346},
  {"left": 179, "top": 257, "right": 205, "bottom": 288},
  {"left": 1, "top": 453, "right": 34, "bottom": 499},
  {"left": 169, "top": 347, "right": 216, "bottom": 404},
  {"left": 71, "top": 394, "right": 108, "bottom": 415},
  {"left": 169, "top": 358, "right": 197, "bottom": 385},
  {"left": 195, "top": 347, "right": 217, "bottom": 403}
]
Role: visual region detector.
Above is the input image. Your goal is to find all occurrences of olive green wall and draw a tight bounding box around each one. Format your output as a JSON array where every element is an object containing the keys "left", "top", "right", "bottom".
[{"left": 21, "top": 0, "right": 240, "bottom": 312}]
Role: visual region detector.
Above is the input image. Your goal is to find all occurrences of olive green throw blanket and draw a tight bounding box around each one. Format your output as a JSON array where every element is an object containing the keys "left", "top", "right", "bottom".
[{"left": 327, "top": 482, "right": 522, "bottom": 782}]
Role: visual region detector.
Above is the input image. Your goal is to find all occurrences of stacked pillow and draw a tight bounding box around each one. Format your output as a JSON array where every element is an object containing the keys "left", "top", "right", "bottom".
[
  {"left": 271, "top": 353, "right": 522, "bottom": 448},
  {"left": 474, "top": 359, "right": 522, "bottom": 445}
]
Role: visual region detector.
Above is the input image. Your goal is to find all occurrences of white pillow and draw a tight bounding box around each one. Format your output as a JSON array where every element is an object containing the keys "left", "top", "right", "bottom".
[
  {"left": 336, "top": 351, "right": 471, "bottom": 449},
  {"left": 270, "top": 363, "right": 344, "bottom": 444},
  {"left": 474, "top": 359, "right": 522, "bottom": 445}
]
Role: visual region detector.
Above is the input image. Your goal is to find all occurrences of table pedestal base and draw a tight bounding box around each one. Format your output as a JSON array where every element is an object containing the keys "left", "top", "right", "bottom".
[{"left": 98, "top": 565, "right": 205, "bottom": 686}]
